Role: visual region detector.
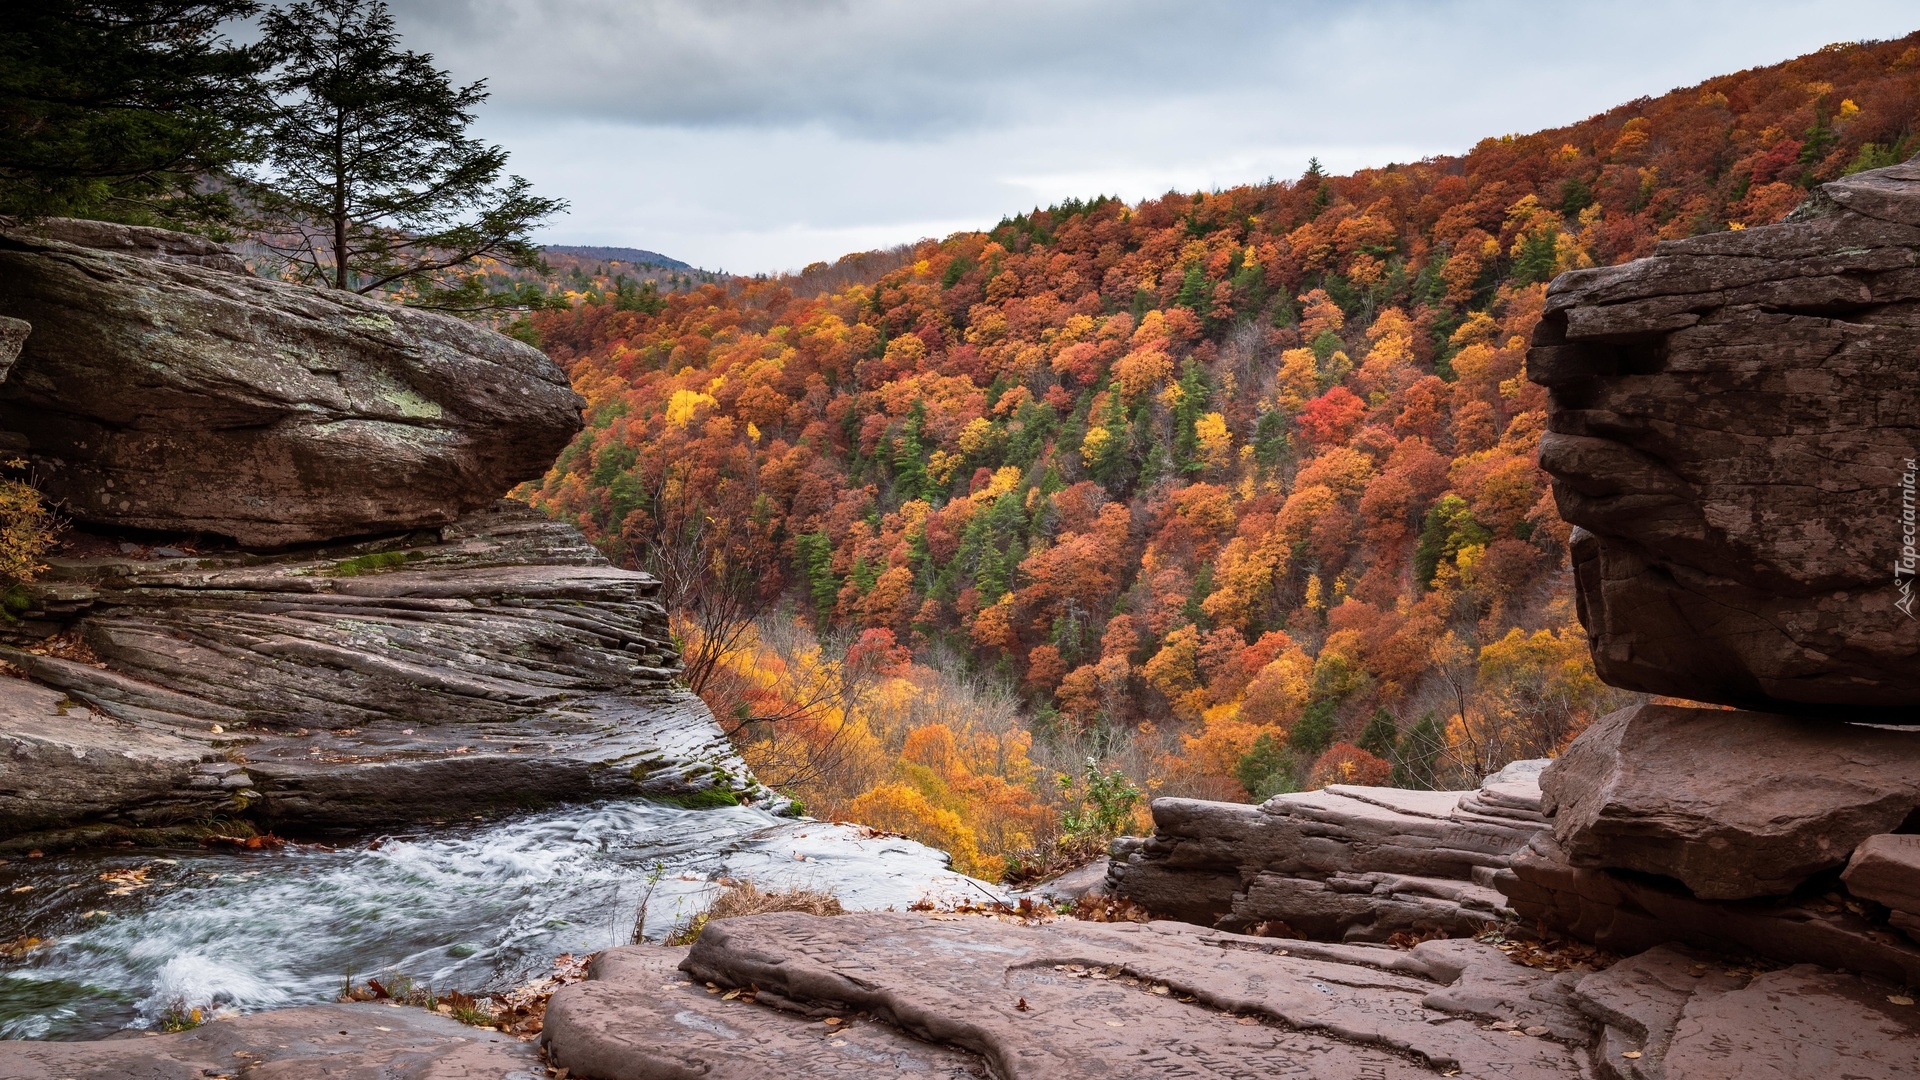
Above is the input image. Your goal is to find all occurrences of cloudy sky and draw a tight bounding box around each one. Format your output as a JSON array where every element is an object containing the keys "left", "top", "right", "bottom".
[{"left": 379, "top": 0, "right": 1917, "bottom": 274}]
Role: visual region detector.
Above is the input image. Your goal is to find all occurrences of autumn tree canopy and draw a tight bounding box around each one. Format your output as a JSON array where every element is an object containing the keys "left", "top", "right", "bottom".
[{"left": 521, "top": 34, "right": 1920, "bottom": 825}]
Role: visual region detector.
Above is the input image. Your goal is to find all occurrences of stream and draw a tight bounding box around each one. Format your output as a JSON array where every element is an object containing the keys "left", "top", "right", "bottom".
[{"left": 0, "top": 799, "right": 992, "bottom": 1040}]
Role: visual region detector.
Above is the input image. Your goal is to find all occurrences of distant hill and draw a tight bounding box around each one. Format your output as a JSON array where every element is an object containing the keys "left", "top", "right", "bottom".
[{"left": 542, "top": 244, "right": 691, "bottom": 270}]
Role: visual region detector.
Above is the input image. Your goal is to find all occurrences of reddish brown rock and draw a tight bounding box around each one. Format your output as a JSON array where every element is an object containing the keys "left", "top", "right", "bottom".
[
  {"left": 1109, "top": 760, "right": 1548, "bottom": 937},
  {"left": 1845, "top": 834, "right": 1920, "bottom": 917},
  {"left": 1570, "top": 944, "right": 1746, "bottom": 1080},
  {"left": 543, "top": 944, "right": 989, "bottom": 1079},
  {"left": 1528, "top": 157, "right": 1920, "bottom": 715},
  {"left": 1661, "top": 965, "right": 1920, "bottom": 1080},
  {"left": 1542, "top": 704, "right": 1920, "bottom": 899},
  {"left": 0, "top": 220, "right": 583, "bottom": 547},
  {"left": 667, "top": 912, "right": 1590, "bottom": 1079},
  {"left": 0, "top": 1002, "right": 537, "bottom": 1079},
  {"left": 1497, "top": 834, "right": 1920, "bottom": 987}
]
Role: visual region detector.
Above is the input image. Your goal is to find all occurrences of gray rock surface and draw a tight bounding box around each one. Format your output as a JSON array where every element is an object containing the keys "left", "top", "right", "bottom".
[
  {"left": 1845, "top": 834, "right": 1920, "bottom": 918},
  {"left": 1527, "top": 156, "right": 1920, "bottom": 715},
  {"left": 0, "top": 1002, "right": 540, "bottom": 1079},
  {"left": 0, "top": 502, "right": 771, "bottom": 847},
  {"left": 0, "top": 316, "right": 24, "bottom": 382},
  {"left": 1109, "top": 760, "right": 1548, "bottom": 938},
  {"left": 1542, "top": 704, "right": 1920, "bottom": 899},
  {"left": 0, "top": 220, "right": 583, "bottom": 546}
]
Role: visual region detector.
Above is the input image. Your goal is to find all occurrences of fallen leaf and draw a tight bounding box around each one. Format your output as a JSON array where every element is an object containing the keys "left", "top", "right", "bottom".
[
  {"left": 720, "top": 989, "right": 741, "bottom": 1001},
  {"left": 822, "top": 1017, "right": 844, "bottom": 1026},
  {"left": 1524, "top": 1025, "right": 1550, "bottom": 1037},
  {"left": 1014, "top": 998, "right": 1030, "bottom": 1012},
  {"left": 1235, "top": 1017, "right": 1259, "bottom": 1026},
  {"left": 1107, "top": 1021, "right": 1126, "bottom": 1027},
  {"left": 1890, "top": 995, "right": 1916, "bottom": 1006},
  {"left": 1622, "top": 1050, "right": 1643, "bottom": 1059}
]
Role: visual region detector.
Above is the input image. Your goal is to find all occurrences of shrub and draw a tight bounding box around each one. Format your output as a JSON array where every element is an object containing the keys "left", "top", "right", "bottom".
[
  {"left": 0, "top": 474, "right": 59, "bottom": 586},
  {"left": 665, "top": 879, "right": 844, "bottom": 945}
]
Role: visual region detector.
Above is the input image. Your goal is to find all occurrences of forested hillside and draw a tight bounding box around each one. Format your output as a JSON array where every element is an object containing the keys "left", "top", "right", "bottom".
[{"left": 521, "top": 35, "right": 1920, "bottom": 876}]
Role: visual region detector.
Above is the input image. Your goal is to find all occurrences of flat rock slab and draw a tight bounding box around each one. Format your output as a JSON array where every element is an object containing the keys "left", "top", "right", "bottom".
[
  {"left": 1663, "top": 965, "right": 1920, "bottom": 1080},
  {"left": 545, "top": 945, "right": 989, "bottom": 1079},
  {"left": 657, "top": 912, "right": 1591, "bottom": 1079},
  {"left": 1543, "top": 704, "right": 1920, "bottom": 899},
  {"left": 0, "top": 1002, "right": 540, "bottom": 1079}
]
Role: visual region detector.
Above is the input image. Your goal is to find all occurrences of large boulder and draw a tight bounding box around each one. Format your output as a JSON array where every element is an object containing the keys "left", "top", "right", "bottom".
[
  {"left": 1528, "top": 157, "right": 1920, "bottom": 715},
  {"left": 0, "top": 220, "right": 583, "bottom": 547},
  {"left": 1541, "top": 704, "right": 1920, "bottom": 900}
]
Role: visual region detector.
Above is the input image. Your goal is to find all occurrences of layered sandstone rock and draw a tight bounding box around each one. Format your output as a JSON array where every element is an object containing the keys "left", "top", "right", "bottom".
[
  {"left": 1107, "top": 760, "right": 1548, "bottom": 938},
  {"left": 1528, "top": 157, "right": 1920, "bottom": 714},
  {"left": 1541, "top": 704, "right": 1920, "bottom": 899},
  {"left": 1498, "top": 832, "right": 1920, "bottom": 988},
  {"left": 0, "top": 220, "right": 583, "bottom": 547},
  {"left": 0, "top": 502, "right": 770, "bottom": 847}
]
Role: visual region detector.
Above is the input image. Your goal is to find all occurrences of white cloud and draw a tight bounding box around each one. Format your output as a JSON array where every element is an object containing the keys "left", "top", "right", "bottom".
[{"left": 376, "top": 0, "right": 1920, "bottom": 272}]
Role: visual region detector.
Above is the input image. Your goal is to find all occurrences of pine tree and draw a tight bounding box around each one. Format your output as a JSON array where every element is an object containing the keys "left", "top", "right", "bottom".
[
  {"left": 0, "top": 1, "right": 265, "bottom": 226},
  {"left": 247, "top": 0, "right": 565, "bottom": 311}
]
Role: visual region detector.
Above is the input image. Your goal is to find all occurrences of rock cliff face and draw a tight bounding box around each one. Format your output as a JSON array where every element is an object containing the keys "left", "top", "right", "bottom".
[
  {"left": 0, "top": 220, "right": 584, "bottom": 547},
  {"left": 1528, "top": 159, "right": 1920, "bottom": 715},
  {"left": 0, "top": 222, "right": 769, "bottom": 850},
  {"left": 0, "top": 501, "right": 767, "bottom": 847}
]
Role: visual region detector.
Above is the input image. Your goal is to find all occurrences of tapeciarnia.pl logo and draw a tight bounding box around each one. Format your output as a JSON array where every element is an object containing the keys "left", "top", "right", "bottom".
[{"left": 1900, "top": 457, "right": 1918, "bottom": 619}]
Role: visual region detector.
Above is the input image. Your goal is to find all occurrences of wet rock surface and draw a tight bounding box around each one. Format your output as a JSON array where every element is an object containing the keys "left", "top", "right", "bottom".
[
  {"left": 0, "top": 220, "right": 583, "bottom": 547},
  {"left": 1528, "top": 157, "right": 1920, "bottom": 715},
  {"left": 1542, "top": 704, "right": 1920, "bottom": 900},
  {"left": 1109, "top": 759, "right": 1547, "bottom": 937},
  {"left": 0, "top": 502, "right": 769, "bottom": 847},
  {"left": 0, "top": 1002, "right": 541, "bottom": 1079}
]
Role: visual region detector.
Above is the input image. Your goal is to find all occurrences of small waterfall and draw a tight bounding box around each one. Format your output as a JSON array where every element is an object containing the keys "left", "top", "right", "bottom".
[{"left": 0, "top": 800, "right": 992, "bottom": 1039}]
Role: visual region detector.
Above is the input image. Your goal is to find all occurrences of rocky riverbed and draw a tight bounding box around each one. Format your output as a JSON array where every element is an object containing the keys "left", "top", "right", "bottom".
[{"left": 0, "top": 798, "right": 989, "bottom": 1040}]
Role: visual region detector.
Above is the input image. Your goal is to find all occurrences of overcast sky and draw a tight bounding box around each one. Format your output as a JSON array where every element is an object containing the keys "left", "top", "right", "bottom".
[{"left": 378, "top": 0, "right": 1918, "bottom": 274}]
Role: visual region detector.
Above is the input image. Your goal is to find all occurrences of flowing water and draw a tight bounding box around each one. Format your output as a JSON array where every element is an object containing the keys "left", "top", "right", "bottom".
[{"left": 0, "top": 800, "right": 993, "bottom": 1040}]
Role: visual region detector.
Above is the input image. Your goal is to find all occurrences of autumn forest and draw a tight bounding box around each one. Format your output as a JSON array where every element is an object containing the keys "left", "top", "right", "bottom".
[{"left": 516, "top": 36, "right": 1920, "bottom": 878}]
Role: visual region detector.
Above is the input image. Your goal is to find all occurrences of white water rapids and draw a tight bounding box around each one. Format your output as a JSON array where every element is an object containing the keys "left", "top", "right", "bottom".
[{"left": 0, "top": 800, "right": 995, "bottom": 1039}]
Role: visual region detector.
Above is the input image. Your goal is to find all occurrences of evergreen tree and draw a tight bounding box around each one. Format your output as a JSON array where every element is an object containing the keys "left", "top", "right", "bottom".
[
  {"left": 0, "top": 1, "right": 265, "bottom": 226},
  {"left": 1391, "top": 711, "right": 1447, "bottom": 789},
  {"left": 248, "top": 0, "right": 565, "bottom": 310},
  {"left": 1357, "top": 708, "right": 1399, "bottom": 759}
]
